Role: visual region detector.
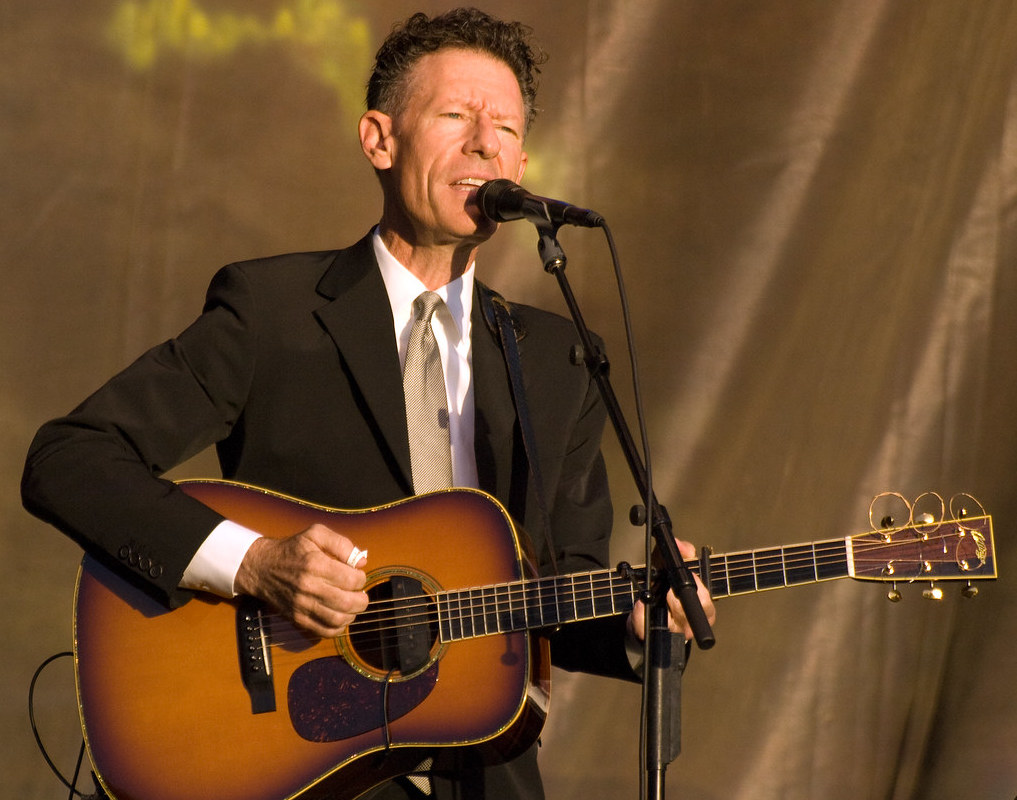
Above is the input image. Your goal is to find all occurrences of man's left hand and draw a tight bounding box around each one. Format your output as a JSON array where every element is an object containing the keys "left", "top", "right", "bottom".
[{"left": 627, "top": 539, "right": 716, "bottom": 642}]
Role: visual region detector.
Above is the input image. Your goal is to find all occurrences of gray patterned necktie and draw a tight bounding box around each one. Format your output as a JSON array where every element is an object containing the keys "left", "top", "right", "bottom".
[{"left": 403, "top": 291, "right": 453, "bottom": 494}]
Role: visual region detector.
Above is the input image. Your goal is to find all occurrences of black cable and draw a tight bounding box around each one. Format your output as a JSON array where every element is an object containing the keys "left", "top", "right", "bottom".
[
  {"left": 597, "top": 223, "right": 656, "bottom": 800},
  {"left": 68, "top": 739, "right": 87, "bottom": 800},
  {"left": 28, "top": 650, "right": 89, "bottom": 798}
]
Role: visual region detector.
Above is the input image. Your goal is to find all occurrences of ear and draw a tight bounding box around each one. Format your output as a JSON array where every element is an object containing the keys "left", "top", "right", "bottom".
[
  {"left": 359, "top": 110, "right": 394, "bottom": 170},
  {"left": 516, "top": 150, "right": 528, "bottom": 183}
]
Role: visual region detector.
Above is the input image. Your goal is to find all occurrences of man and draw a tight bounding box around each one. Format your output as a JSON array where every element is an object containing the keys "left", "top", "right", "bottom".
[{"left": 22, "top": 8, "right": 714, "bottom": 798}]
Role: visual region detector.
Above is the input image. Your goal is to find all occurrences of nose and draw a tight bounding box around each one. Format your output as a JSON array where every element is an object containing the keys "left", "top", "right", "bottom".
[{"left": 465, "top": 114, "right": 501, "bottom": 159}]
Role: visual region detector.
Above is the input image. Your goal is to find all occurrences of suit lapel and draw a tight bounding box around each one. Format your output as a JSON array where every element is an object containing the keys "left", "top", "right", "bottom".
[{"left": 313, "top": 236, "right": 413, "bottom": 493}]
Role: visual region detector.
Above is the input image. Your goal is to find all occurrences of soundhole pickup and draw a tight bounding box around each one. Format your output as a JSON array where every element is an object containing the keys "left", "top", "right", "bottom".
[{"left": 348, "top": 573, "right": 439, "bottom": 679}]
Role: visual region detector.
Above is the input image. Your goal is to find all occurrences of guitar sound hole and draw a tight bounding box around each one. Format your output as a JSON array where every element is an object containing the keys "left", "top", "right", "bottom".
[{"left": 348, "top": 574, "right": 439, "bottom": 677}]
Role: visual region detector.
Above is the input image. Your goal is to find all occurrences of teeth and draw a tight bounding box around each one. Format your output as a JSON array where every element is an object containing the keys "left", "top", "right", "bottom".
[{"left": 456, "top": 178, "right": 487, "bottom": 187}]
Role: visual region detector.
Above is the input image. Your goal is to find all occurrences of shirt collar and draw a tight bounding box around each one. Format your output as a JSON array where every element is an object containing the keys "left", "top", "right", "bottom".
[{"left": 371, "top": 228, "right": 474, "bottom": 345}]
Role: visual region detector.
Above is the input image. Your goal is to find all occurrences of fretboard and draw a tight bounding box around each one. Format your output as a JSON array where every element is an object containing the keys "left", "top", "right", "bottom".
[
  {"left": 706, "top": 537, "right": 849, "bottom": 598},
  {"left": 436, "top": 537, "right": 850, "bottom": 642},
  {"left": 437, "top": 569, "right": 639, "bottom": 643}
]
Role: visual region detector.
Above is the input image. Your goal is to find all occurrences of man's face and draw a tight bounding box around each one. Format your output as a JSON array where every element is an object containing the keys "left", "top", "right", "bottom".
[{"left": 365, "top": 48, "right": 529, "bottom": 250}]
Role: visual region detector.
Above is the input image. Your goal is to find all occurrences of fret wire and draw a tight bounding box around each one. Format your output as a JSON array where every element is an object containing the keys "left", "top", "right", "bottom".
[
  {"left": 495, "top": 583, "right": 509, "bottom": 633},
  {"left": 465, "top": 586, "right": 479, "bottom": 638},
  {"left": 436, "top": 592, "right": 450, "bottom": 642},
  {"left": 453, "top": 585, "right": 465, "bottom": 642}
]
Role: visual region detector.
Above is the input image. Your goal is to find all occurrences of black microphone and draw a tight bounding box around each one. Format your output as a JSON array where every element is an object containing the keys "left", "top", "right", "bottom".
[{"left": 477, "top": 179, "right": 604, "bottom": 228}]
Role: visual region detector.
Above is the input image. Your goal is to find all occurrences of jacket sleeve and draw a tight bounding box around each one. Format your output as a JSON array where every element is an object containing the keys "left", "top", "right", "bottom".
[{"left": 20, "top": 264, "right": 258, "bottom": 608}]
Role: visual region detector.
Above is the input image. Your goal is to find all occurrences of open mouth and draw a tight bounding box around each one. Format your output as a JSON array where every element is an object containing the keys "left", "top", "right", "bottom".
[{"left": 452, "top": 177, "right": 489, "bottom": 193}]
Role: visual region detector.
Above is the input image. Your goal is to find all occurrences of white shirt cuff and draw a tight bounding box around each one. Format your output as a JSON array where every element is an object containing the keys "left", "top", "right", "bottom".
[{"left": 179, "top": 520, "right": 262, "bottom": 598}]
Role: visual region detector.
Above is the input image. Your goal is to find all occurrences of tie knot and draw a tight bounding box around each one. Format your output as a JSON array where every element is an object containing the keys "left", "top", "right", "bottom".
[{"left": 413, "top": 291, "right": 444, "bottom": 324}]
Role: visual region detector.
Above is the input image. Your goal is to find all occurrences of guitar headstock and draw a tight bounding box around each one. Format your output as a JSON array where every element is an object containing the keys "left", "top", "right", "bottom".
[{"left": 847, "top": 492, "right": 996, "bottom": 600}]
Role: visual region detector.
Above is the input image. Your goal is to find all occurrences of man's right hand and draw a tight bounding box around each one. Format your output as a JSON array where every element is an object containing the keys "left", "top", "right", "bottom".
[{"left": 233, "top": 524, "right": 370, "bottom": 638}]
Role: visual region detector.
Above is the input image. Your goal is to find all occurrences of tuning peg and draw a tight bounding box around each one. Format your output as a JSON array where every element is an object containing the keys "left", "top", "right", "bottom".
[
  {"left": 962, "top": 582, "right": 979, "bottom": 599},
  {"left": 922, "top": 585, "right": 944, "bottom": 601},
  {"left": 886, "top": 582, "right": 902, "bottom": 603}
]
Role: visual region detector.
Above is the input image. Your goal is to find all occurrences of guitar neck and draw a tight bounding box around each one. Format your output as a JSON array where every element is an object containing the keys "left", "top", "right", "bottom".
[
  {"left": 437, "top": 537, "right": 850, "bottom": 642},
  {"left": 705, "top": 537, "right": 849, "bottom": 598}
]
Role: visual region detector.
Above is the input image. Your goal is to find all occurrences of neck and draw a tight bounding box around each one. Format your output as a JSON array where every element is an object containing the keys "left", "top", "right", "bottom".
[{"left": 377, "top": 225, "right": 481, "bottom": 291}]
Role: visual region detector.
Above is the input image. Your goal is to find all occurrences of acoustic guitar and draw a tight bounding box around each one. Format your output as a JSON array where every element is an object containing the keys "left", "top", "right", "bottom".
[{"left": 73, "top": 480, "right": 996, "bottom": 800}]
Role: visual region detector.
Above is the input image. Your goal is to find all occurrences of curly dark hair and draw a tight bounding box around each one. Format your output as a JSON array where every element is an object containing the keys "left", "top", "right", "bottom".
[{"left": 366, "top": 7, "right": 545, "bottom": 132}]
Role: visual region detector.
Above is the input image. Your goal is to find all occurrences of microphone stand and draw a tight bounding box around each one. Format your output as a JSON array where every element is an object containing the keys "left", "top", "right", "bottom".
[{"left": 531, "top": 221, "right": 715, "bottom": 799}]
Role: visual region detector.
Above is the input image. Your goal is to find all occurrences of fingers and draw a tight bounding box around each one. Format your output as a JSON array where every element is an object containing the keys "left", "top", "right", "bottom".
[
  {"left": 302, "top": 525, "right": 368, "bottom": 578},
  {"left": 628, "top": 538, "right": 717, "bottom": 642},
  {"left": 675, "top": 539, "right": 697, "bottom": 561},
  {"left": 291, "top": 527, "right": 372, "bottom": 637},
  {"left": 627, "top": 600, "right": 647, "bottom": 641},
  {"left": 237, "top": 524, "right": 372, "bottom": 639},
  {"left": 667, "top": 547, "right": 717, "bottom": 639},
  {"left": 292, "top": 584, "right": 369, "bottom": 639}
]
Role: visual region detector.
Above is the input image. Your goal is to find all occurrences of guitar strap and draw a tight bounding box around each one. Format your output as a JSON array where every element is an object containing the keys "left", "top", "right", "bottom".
[{"left": 478, "top": 284, "right": 560, "bottom": 578}]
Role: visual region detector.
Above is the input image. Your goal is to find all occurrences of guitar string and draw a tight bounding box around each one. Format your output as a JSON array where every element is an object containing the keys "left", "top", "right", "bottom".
[
  {"left": 248, "top": 527, "right": 983, "bottom": 657},
  {"left": 261, "top": 526, "right": 975, "bottom": 646},
  {"left": 245, "top": 516, "right": 981, "bottom": 650},
  {"left": 327, "top": 525, "right": 978, "bottom": 628},
  {"left": 257, "top": 527, "right": 979, "bottom": 647}
]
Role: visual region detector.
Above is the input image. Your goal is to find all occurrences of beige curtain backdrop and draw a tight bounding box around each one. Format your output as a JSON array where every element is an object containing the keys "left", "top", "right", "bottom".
[{"left": 4, "top": 2, "right": 1016, "bottom": 798}]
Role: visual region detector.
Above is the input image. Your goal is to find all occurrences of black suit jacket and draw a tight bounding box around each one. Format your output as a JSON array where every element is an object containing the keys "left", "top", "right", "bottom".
[{"left": 22, "top": 233, "right": 636, "bottom": 798}]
